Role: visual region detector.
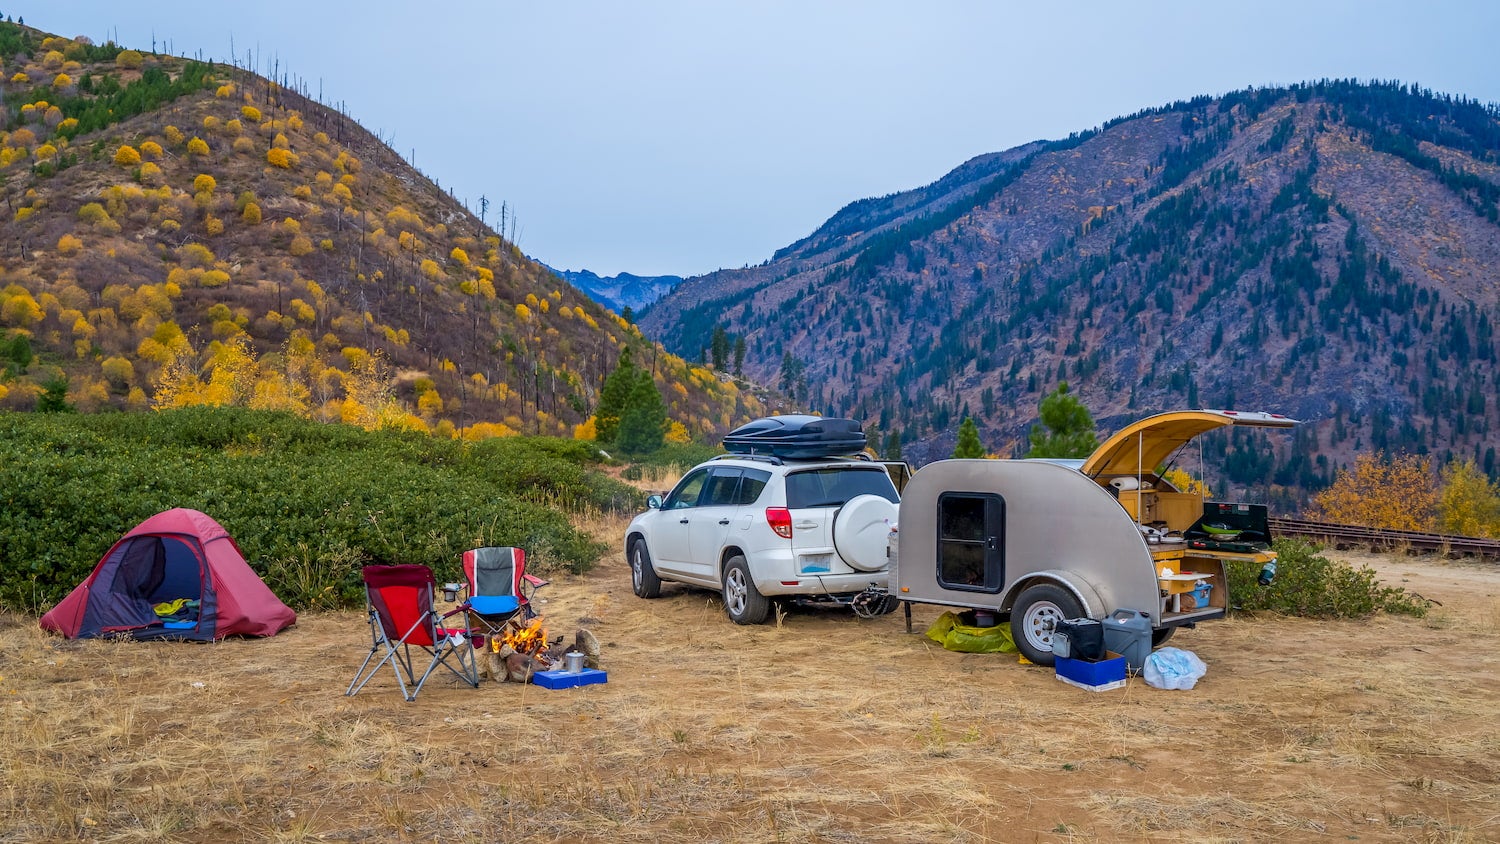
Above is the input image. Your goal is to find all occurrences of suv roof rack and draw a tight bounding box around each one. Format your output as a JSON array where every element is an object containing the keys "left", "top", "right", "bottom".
[{"left": 711, "top": 453, "right": 784, "bottom": 466}]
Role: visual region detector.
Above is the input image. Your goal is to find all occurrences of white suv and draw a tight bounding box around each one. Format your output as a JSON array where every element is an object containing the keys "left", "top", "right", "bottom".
[{"left": 625, "top": 454, "right": 901, "bottom": 624}]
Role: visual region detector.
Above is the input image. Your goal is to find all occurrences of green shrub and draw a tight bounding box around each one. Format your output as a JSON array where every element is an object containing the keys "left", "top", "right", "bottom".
[
  {"left": 1226, "top": 538, "right": 1430, "bottom": 618},
  {"left": 0, "top": 408, "right": 631, "bottom": 612}
]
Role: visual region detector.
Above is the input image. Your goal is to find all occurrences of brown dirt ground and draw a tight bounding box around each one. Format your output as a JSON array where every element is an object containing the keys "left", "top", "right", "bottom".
[{"left": 3, "top": 547, "right": 1498, "bottom": 843}]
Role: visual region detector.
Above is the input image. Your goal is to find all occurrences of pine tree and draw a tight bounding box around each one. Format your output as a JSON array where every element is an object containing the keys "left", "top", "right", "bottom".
[
  {"left": 953, "top": 417, "right": 985, "bottom": 458},
  {"left": 710, "top": 325, "right": 730, "bottom": 371},
  {"left": 1024, "top": 382, "right": 1098, "bottom": 458},
  {"left": 594, "top": 347, "right": 638, "bottom": 444},
  {"left": 617, "top": 370, "right": 668, "bottom": 455},
  {"left": 883, "top": 428, "right": 903, "bottom": 461}
]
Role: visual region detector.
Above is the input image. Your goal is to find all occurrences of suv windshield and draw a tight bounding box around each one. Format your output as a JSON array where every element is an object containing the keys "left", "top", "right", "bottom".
[{"left": 784, "top": 467, "right": 899, "bottom": 509}]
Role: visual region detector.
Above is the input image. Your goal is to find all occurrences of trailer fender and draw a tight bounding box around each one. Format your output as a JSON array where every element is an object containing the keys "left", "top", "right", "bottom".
[{"left": 1004, "top": 570, "right": 1111, "bottom": 621}]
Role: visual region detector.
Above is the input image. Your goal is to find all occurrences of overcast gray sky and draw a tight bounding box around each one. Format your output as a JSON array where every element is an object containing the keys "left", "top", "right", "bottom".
[{"left": 15, "top": 1, "right": 1500, "bottom": 277}]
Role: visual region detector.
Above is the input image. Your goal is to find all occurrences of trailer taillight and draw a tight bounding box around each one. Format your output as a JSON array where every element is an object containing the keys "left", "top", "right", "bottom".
[{"left": 766, "top": 507, "right": 793, "bottom": 539}]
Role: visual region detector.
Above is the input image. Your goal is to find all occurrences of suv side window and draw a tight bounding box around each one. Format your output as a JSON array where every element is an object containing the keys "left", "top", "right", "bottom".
[
  {"left": 785, "top": 467, "right": 899, "bottom": 508},
  {"left": 736, "top": 469, "right": 772, "bottom": 505},
  {"left": 664, "top": 469, "right": 709, "bottom": 510},
  {"left": 702, "top": 468, "right": 744, "bottom": 507}
]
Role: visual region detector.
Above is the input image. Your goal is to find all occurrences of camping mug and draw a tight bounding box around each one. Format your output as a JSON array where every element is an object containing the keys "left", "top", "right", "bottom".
[{"left": 565, "top": 651, "right": 585, "bottom": 673}]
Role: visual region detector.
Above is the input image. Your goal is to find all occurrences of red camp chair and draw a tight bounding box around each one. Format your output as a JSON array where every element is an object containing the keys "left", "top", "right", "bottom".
[
  {"left": 347, "top": 564, "right": 477, "bottom": 701},
  {"left": 460, "top": 547, "right": 548, "bottom": 651}
]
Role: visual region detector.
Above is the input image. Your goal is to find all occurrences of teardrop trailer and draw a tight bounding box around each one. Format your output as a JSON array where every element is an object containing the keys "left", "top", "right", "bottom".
[{"left": 889, "top": 410, "right": 1298, "bottom": 666}]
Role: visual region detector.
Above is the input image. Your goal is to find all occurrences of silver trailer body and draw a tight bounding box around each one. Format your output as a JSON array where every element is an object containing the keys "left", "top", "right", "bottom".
[
  {"left": 891, "top": 409, "right": 1296, "bottom": 665},
  {"left": 894, "top": 459, "right": 1162, "bottom": 622}
]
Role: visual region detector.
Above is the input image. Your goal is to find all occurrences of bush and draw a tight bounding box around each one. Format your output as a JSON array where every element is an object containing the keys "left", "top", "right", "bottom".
[
  {"left": 1226, "top": 539, "right": 1430, "bottom": 618},
  {"left": 0, "top": 408, "right": 629, "bottom": 612}
]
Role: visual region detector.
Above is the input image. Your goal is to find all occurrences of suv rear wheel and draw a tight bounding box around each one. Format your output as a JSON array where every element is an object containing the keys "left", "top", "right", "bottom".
[{"left": 722, "top": 555, "right": 770, "bottom": 625}]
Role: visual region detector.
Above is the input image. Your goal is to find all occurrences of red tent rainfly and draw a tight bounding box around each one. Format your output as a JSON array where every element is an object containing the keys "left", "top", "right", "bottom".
[{"left": 40, "top": 508, "right": 296, "bottom": 641}]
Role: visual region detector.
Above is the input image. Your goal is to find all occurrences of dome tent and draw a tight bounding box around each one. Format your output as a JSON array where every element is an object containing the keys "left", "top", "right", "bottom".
[{"left": 40, "top": 508, "right": 296, "bottom": 641}]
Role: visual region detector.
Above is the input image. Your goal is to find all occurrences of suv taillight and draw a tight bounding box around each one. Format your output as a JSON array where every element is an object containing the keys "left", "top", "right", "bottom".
[{"left": 765, "top": 507, "right": 793, "bottom": 539}]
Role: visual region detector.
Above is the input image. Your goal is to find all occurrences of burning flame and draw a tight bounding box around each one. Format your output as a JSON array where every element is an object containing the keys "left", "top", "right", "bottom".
[{"left": 500, "top": 616, "right": 547, "bottom": 656}]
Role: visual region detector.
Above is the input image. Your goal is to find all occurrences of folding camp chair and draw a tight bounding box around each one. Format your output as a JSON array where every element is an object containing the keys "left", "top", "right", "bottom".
[
  {"left": 459, "top": 547, "right": 548, "bottom": 653},
  {"left": 346, "top": 564, "right": 478, "bottom": 701}
]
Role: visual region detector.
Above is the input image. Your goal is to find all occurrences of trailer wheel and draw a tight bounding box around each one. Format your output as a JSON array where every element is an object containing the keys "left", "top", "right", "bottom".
[
  {"left": 1012, "top": 583, "right": 1084, "bottom": 667},
  {"left": 1151, "top": 627, "right": 1175, "bottom": 648}
]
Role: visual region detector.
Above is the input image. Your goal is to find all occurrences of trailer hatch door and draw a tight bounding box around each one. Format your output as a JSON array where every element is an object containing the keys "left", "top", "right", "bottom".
[{"left": 1081, "top": 410, "right": 1298, "bottom": 479}]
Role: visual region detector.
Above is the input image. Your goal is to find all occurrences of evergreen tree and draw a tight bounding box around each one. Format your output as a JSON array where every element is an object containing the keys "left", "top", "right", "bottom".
[
  {"left": 617, "top": 371, "right": 668, "bottom": 455},
  {"left": 953, "top": 417, "right": 985, "bottom": 458},
  {"left": 37, "top": 376, "right": 73, "bottom": 413},
  {"left": 733, "top": 336, "right": 746, "bottom": 376},
  {"left": 1024, "top": 382, "right": 1098, "bottom": 458},
  {"left": 883, "top": 428, "right": 903, "bottom": 461},
  {"left": 594, "top": 347, "right": 637, "bottom": 444},
  {"left": 710, "top": 325, "right": 730, "bottom": 371}
]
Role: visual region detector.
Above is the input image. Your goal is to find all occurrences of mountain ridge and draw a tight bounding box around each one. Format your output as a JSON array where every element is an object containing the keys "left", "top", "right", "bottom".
[
  {"left": 0, "top": 21, "right": 764, "bottom": 441},
  {"left": 640, "top": 80, "right": 1500, "bottom": 501}
]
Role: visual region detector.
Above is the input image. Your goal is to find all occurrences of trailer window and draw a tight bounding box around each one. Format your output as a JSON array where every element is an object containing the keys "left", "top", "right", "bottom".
[{"left": 936, "top": 493, "right": 1005, "bottom": 592}]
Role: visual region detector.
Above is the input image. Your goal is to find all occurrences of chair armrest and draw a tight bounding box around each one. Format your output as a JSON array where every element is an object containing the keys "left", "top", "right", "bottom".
[{"left": 522, "top": 573, "right": 550, "bottom": 588}]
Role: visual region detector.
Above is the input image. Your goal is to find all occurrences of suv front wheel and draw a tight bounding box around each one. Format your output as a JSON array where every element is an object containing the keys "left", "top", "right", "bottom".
[
  {"left": 722, "top": 555, "right": 770, "bottom": 625},
  {"left": 631, "top": 539, "right": 662, "bottom": 599}
]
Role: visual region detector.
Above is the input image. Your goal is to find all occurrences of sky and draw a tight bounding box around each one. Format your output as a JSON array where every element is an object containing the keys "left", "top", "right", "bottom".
[{"left": 14, "top": 1, "right": 1500, "bottom": 277}]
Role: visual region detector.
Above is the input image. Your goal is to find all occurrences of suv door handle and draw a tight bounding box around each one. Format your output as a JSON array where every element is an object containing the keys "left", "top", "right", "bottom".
[
  {"left": 679, "top": 518, "right": 690, "bottom": 524},
  {"left": 718, "top": 518, "right": 730, "bottom": 525}
]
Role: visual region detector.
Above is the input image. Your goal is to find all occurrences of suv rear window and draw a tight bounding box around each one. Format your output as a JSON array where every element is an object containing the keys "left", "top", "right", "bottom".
[{"left": 784, "top": 467, "right": 899, "bottom": 509}]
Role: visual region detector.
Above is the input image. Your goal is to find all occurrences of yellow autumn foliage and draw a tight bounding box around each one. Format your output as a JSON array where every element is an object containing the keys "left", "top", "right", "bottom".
[
  {"left": 113, "top": 145, "right": 141, "bottom": 166},
  {"left": 1310, "top": 452, "right": 1436, "bottom": 531},
  {"left": 1438, "top": 460, "right": 1500, "bottom": 538}
]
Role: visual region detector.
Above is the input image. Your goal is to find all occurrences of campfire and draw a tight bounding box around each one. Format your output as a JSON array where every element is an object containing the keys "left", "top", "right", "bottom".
[
  {"left": 498, "top": 616, "right": 553, "bottom": 667},
  {"left": 473, "top": 613, "right": 603, "bottom": 685}
]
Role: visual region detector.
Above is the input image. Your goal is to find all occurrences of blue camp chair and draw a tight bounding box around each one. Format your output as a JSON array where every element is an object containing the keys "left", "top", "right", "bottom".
[{"left": 459, "top": 547, "right": 548, "bottom": 650}]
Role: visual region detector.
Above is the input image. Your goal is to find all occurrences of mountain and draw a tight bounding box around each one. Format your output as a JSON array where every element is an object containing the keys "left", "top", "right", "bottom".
[
  {"left": 544, "top": 266, "right": 682, "bottom": 315},
  {"left": 0, "top": 22, "right": 763, "bottom": 440},
  {"left": 639, "top": 80, "right": 1500, "bottom": 500}
]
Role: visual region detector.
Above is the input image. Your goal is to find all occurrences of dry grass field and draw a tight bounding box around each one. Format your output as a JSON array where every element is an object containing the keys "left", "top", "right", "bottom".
[{"left": 3, "top": 530, "right": 1498, "bottom": 843}]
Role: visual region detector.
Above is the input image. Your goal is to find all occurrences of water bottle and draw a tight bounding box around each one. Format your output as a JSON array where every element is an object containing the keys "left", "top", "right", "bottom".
[{"left": 1257, "top": 559, "right": 1277, "bottom": 586}]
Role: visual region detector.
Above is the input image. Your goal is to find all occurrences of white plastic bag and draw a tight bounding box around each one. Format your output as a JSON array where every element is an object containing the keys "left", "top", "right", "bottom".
[{"left": 1143, "top": 647, "right": 1208, "bottom": 690}]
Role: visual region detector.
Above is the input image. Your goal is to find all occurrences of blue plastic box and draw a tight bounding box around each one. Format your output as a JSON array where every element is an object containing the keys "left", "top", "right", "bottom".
[
  {"left": 533, "top": 668, "right": 608, "bottom": 690},
  {"left": 1055, "top": 650, "right": 1126, "bottom": 692}
]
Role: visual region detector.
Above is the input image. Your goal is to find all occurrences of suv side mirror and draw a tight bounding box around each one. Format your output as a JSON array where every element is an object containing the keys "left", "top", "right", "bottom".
[{"left": 646, "top": 494, "right": 663, "bottom": 510}]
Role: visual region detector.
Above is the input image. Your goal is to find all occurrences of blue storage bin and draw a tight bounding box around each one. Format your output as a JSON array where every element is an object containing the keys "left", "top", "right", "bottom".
[{"left": 1055, "top": 650, "right": 1126, "bottom": 691}]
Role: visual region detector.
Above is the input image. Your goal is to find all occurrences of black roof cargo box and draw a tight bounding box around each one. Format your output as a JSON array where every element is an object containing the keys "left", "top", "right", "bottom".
[{"left": 722, "top": 415, "right": 867, "bottom": 459}]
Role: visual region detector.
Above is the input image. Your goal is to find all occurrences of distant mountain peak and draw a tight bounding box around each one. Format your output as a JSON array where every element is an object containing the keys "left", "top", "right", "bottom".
[{"left": 545, "top": 266, "right": 683, "bottom": 314}]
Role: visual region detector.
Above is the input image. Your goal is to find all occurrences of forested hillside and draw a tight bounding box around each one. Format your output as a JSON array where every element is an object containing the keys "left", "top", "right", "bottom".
[
  {"left": 641, "top": 81, "right": 1500, "bottom": 502},
  {"left": 0, "top": 22, "right": 763, "bottom": 440}
]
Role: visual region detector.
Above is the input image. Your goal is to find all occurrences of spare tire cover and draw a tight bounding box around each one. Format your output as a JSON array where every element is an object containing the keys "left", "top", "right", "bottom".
[{"left": 833, "top": 494, "right": 899, "bottom": 573}]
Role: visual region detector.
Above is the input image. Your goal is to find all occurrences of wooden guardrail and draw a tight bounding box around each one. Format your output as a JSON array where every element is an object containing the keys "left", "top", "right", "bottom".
[{"left": 1269, "top": 517, "right": 1500, "bottom": 561}]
